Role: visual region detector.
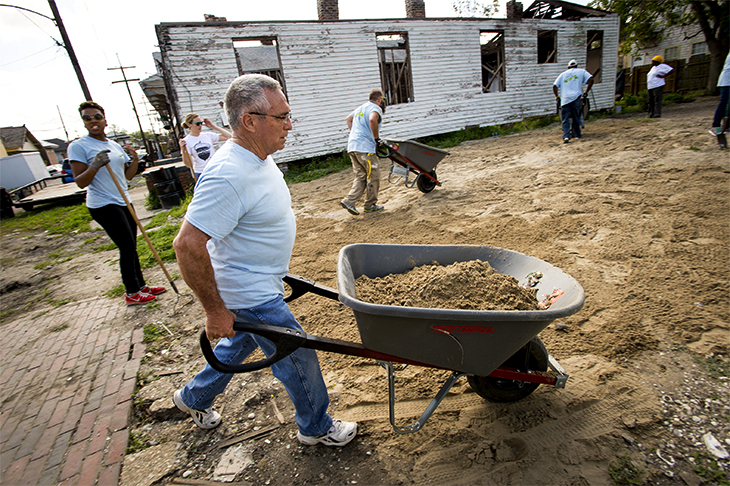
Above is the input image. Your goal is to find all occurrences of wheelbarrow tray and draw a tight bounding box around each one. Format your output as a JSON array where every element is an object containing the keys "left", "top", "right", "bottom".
[
  {"left": 383, "top": 139, "right": 449, "bottom": 173},
  {"left": 337, "top": 244, "right": 585, "bottom": 376}
]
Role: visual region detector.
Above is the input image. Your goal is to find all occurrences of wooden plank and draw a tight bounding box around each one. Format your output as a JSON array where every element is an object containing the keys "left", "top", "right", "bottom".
[{"left": 15, "top": 182, "right": 86, "bottom": 209}]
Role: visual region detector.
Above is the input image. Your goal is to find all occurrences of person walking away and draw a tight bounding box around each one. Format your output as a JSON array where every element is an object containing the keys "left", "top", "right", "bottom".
[
  {"left": 180, "top": 113, "right": 231, "bottom": 180},
  {"left": 647, "top": 56, "right": 673, "bottom": 118},
  {"left": 340, "top": 89, "right": 387, "bottom": 215},
  {"left": 553, "top": 59, "right": 594, "bottom": 143},
  {"left": 68, "top": 101, "right": 165, "bottom": 306},
  {"left": 710, "top": 52, "right": 730, "bottom": 149},
  {"left": 172, "top": 74, "right": 357, "bottom": 447}
]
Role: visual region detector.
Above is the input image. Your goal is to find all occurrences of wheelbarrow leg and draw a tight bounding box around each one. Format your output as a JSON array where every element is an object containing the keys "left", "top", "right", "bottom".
[{"left": 378, "top": 360, "right": 465, "bottom": 434}]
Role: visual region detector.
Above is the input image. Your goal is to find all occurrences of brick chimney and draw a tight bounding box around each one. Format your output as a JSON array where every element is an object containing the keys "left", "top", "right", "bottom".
[
  {"left": 506, "top": 0, "right": 523, "bottom": 18},
  {"left": 406, "top": 0, "right": 426, "bottom": 18},
  {"left": 317, "top": 0, "right": 339, "bottom": 20}
]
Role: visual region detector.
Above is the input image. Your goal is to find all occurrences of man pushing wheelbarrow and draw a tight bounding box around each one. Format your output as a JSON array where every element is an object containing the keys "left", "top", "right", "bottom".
[{"left": 340, "top": 88, "right": 387, "bottom": 216}]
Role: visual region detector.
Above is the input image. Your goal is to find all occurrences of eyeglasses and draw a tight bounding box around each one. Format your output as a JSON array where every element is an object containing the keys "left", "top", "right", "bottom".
[
  {"left": 192, "top": 121, "right": 204, "bottom": 126},
  {"left": 248, "top": 112, "right": 291, "bottom": 122},
  {"left": 81, "top": 113, "right": 104, "bottom": 121}
]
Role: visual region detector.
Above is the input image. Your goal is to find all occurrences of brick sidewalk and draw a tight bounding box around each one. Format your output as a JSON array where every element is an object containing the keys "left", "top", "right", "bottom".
[{"left": 1, "top": 297, "right": 144, "bottom": 486}]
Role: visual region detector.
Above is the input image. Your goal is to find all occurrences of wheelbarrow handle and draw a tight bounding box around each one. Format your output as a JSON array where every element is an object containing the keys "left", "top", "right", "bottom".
[
  {"left": 199, "top": 322, "right": 307, "bottom": 374},
  {"left": 283, "top": 273, "right": 338, "bottom": 302}
]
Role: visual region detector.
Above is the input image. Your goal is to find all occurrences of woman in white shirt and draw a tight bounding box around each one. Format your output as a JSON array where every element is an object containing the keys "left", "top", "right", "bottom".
[{"left": 180, "top": 113, "right": 231, "bottom": 179}]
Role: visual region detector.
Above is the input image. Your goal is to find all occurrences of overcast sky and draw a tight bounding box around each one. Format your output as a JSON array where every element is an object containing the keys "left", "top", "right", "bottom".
[{"left": 1, "top": 0, "right": 590, "bottom": 144}]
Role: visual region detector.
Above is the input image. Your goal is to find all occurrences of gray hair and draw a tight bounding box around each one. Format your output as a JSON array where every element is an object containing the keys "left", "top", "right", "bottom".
[{"left": 225, "top": 74, "right": 282, "bottom": 130}]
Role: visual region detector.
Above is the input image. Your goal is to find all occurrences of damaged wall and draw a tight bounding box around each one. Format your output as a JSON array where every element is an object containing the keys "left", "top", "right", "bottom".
[{"left": 156, "top": 14, "right": 618, "bottom": 163}]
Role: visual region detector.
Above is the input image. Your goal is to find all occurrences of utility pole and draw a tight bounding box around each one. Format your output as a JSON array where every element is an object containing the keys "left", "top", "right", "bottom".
[
  {"left": 108, "top": 56, "right": 148, "bottom": 152},
  {"left": 1, "top": 2, "right": 92, "bottom": 100},
  {"left": 47, "top": 0, "right": 92, "bottom": 100},
  {"left": 56, "top": 105, "right": 69, "bottom": 142}
]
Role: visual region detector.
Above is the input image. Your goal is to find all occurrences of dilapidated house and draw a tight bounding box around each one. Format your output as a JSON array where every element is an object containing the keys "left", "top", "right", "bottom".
[{"left": 153, "top": 0, "right": 619, "bottom": 163}]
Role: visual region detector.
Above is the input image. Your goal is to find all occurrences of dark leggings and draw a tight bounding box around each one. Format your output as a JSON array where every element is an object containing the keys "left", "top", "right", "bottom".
[{"left": 88, "top": 204, "right": 145, "bottom": 295}]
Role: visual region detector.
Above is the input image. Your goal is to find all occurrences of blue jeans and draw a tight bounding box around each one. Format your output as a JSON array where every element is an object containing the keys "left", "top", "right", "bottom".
[
  {"left": 713, "top": 86, "right": 729, "bottom": 128},
  {"left": 180, "top": 296, "right": 333, "bottom": 437},
  {"left": 561, "top": 97, "right": 583, "bottom": 140}
]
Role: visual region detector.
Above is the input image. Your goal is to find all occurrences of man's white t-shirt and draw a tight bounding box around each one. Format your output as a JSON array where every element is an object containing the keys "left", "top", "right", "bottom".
[{"left": 184, "top": 141, "right": 295, "bottom": 309}]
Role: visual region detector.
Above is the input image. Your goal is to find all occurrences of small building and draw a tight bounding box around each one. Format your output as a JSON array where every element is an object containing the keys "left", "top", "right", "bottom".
[
  {"left": 154, "top": 0, "right": 619, "bottom": 163},
  {"left": 0, "top": 126, "right": 54, "bottom": 165}
]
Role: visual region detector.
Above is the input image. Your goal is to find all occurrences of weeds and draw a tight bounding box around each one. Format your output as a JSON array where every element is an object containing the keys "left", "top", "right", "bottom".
[
  {"left": 142, "top": 323, "right": 166, "bottom": 344},
  {"left": 49, "top": 323, "right": 69, "bottom": 332},
  {"left": 691, "top": 452, "right": 730, "bottom": 485},
  {"left": 126, "top": 430, "right": 149, "bottom": 454},
  {"left": 608, "top": 453, "right": 643, "bottom": 485},
  {"left": 284, "top": 154, "right": 352, "bottom": 184},
  {"left": 105, "top": 285, "right": 125, "bottom": 298},
  {"left": 416, "top": 115, "right": 562, "bottom": 149},
  {"left": 696, "top": 354, "right": 729, "bottom": 380},
  {"left": 47, "top": 298, "right": 75, "bottom": 307}
]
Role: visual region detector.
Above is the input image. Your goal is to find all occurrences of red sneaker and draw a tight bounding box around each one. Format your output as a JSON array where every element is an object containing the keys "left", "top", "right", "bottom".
[
  {"left": 140, "top": 285, "right": 166, "bottom": 295},
  {"left": 125, "top": 292, "right": 156, "bottom": 306}
]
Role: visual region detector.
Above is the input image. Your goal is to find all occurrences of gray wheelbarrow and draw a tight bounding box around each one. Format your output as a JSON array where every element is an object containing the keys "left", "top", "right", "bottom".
[
  {"left": 200, "top": 244, "right": 585, "bottom": 434},
  {"left": 376, "top": 139, "right": 449, "bottom": 193}
]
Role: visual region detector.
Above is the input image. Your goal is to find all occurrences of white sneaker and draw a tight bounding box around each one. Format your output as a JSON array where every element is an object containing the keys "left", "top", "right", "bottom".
[
  {"left": 297, "top": 419, "right": 357, "bottom": 447},
  {"left": 173, "top": 389, "right": 221, "bottom": 430}
]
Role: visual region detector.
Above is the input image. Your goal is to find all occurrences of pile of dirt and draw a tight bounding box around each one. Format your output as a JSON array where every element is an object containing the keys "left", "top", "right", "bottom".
[{"left": 355, "top": 260, "right": 541, "bottom": 310}]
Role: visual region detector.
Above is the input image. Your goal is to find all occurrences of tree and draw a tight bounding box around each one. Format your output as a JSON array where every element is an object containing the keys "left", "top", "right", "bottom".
[
  {"left": 590, "top": 0, "right": 729, "bottom": 92},
  {"left": 452, "top": 0, "right": 500, "bottom": 17}
]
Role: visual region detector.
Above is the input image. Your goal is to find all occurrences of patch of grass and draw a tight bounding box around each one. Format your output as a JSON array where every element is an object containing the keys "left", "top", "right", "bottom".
[
  {"left": 47, "top": 298, "right": 75, "bottom": 308},
  {"left": 105, "top": 285, "right": 125, "bottom": 298},
  {"left": 0, "top": 202, "right": 92, "bottom": 236},
  {"left": 49, "top": 323, "right": 69, "bottom": 332},
  {"left": 33, "top": 256, "right": 73, "bottom": 270},
  {"left": 689, "top": 145, "right": 701, "bottom": 151},
  {"left": 416, "top": 115, "right": 561, "bottom": 149},
  {"left": 142, "top": 323, "right": 166, "bottom": 344},
  {"left": 84, "top": 234, "right": 102, "bottom": 245},
  {"left": 144, "top": 212, "right": 170, "bottom": 230},
  {"left": 136, "top": 223, "right": 181, "bottom": 270},
  {"left": 143, "top": 192, "right": 191, "bottom": 230},
  {"left": 691, "top": 453, "right": 730, "bottom": 485},
  {"left": 608, "top": 453, "right": 643, "bottom": 485},
  {"left": 145, "top": 190, "right": 161, "bottom": 211},
  {"left": 145, "top": 301, "right": 161, "bottom": 311},
  {"left": 93, "top": 242, "right": 117, "bottom": 252},
  {"left": 0, "top": 309, "right": 16, "bottom": 323},
  {"left": 285, "top": 154, "right": 352, "bottom": 184},
  {"left": 696, "top": 354, "right": 729, "bottom": 380}
]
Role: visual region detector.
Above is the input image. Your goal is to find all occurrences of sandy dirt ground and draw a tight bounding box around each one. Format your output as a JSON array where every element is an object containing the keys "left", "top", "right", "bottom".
[{"left": 1, "top": 97, "right": 728, "bottom": 485}]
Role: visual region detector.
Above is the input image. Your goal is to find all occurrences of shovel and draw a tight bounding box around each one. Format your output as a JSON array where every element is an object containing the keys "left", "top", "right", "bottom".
[{"left": 105, "top": 164, "right": 179, "bottom": 294}]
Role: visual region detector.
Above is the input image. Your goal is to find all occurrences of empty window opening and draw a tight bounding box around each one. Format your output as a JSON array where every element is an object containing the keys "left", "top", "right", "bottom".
[
  {"left": 376, "top": 33, "right": 414, "bottom": 105},
  {"left": 233, "top": 38, "right": 287, "bottom": 95},
  {"left": 586, "top": 30, "right": 603, "bottom": 83},
  {"left": 481, "top": 31, "right": 506, "bottom": 93},
  {"left": 537, "top": 30, "right": 557, "bottom": 64}
]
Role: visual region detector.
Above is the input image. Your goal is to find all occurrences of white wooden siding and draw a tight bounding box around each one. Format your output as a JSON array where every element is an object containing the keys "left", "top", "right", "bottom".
[{"left": 157, "top": 15, "right": 619, "bottom": 163}]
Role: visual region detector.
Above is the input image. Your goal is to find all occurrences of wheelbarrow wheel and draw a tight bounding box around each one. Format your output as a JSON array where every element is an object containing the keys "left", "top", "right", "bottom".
[
  {"left": 416, "top": 171, "right": 438, "bottom": 193},
  {"left": 468, "top": 337, "right": 549, "bottom": 403}
]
